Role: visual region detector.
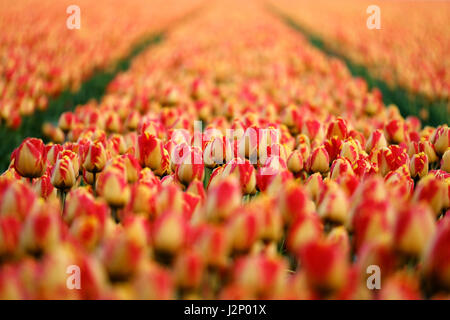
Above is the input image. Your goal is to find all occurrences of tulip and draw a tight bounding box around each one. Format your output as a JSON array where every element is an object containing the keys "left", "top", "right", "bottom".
[
  {"left": 32, "top": 174, "right": 55, "bottom": 199},
  {"left": 432, "top": 125, "right": 449, "bottom": 155},
  {"left": 175, "top": 147, "right": 204, "bottom": 186},
  {"left": 287, "top": 213, "right": 323, "bottom": 254},
  {"left": 317, "top": 183, "right": 349, "bottom": 225},
  {"left": 365, "top": 129, "right": 387, "bottom": 153},
  {"left": 409, "top": 152, "right": 429, "bottom": 178},
  {"left": 136, "top": 133, "right": 170, "bottom": 176},
  {"left": 14, "top": 138, "right": 46, "bottom": 179},
  {"left": 384, "top": 119, "right": 407, "bottom": 144},
  {"left": 306, "top": 146, "right": 330, "bottom": 174},
  {"left": 413, "top": 174, "right": 448, "bottom": 216},
  {"left": 393, "top": 203, "right": 436, "bottom": 258},
  {"left": 227, "top": 208, "right": 261, "bottom": 253},
  {"left": 0, "top": 216, "right": 21, "bottom": 258},
  {"left": 96, "top": 169, "right": 130, "bottom": 221},
  {"left": 152, "top": 211, "right": 187, "bottom": 263},
  {"left": 101, "top": 230, "right": 145, "bottom": 281},
  {"left": 422, "top": 216, "right": 450, "bottom": 290},
  {"left": 80, "top": 140, "right": 107, "bottom": 191},
  {"left": 299, "top": 239, "right": 349, "bottom": 293},
  {"left": 326, "top": 117, "right": 348, "bottom": 140},
  {"left": 204, "top": 177, "right": 241, "bottom": 223},
  {"left": 173, "top": 250, "right": 204, "bottom": 290},
  {"left": 51, "top": 154, "right": 78, "bottom": 194},
  {"left": 232, "top": 255, "right": 288, "bottom": 298},
  {"left": 287, "top": 150, "right": 304, "bottom": 174},
  {"left": 221, "top": 158, "right": 256, "bottom": 195},
  {"left": 441, "top": 149, "right": 450, "bottom": 172}
]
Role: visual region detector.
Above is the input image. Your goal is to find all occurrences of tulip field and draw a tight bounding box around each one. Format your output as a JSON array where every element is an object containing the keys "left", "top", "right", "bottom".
[{"left": 0, "top": 0, "right": 449, "bottom": 300}]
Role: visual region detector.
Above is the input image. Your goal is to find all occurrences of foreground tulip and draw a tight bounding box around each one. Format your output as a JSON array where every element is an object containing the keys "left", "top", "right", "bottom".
[
  {"left": 14, "top": 138, "right": 46, "bottom": 179},
  {"left": 393, "top": 203, "right": 436, "bottom": 258},
  {"left": 152, "top": 211, "right": 187, "bottom": 263},
  {"left": 204, "top": 177, "right": 241, "bottom": 223},
  {"left": 422, "top": 216, "right": 450, "bottom": 290},
  {"left": 299, "top": 239, "right": 349, "bottom": 293}
]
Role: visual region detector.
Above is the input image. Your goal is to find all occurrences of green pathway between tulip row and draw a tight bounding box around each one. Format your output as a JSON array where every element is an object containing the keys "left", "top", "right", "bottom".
[
  {"left": 269, "top": 6, "right": 450, "bottom": 128},
  {"left": 0, "top": 33, "right": 164, "bottom": 172}
]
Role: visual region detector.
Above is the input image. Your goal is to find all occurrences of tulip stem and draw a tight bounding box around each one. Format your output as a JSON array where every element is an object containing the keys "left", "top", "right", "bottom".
[
  {"left": 29, "top": 177, "right": 33, "bottom": 185},
  {"left": 111, "top": 207, "right": 119, "bottom": 224},
  {"left": 92, "top": 172, "right": 97, "bottom": 197}
]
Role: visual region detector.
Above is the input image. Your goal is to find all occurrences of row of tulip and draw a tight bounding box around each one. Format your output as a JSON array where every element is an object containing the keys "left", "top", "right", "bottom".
[
  {"left": 0, "top": 0, "right": 449, "bottom": 299},
  {"left": 0, "top": 0, "right": 203, "bottom": 129},
  {"left": 269, "top": 0, "right": 450, "bottom": 102}
]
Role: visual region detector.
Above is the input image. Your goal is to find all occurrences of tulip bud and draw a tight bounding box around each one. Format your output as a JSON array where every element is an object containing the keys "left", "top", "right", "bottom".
[
  {"left": 174, "top": 250, "right": 204, "bottom": 290},
  {"left": 330, "top": 157, "right": 354, "bottom": 180},
  {"left": 20, "top": 205, "right": 61, "bottom": 255},
  {"left": 136, "top": 133, "right": 170, "bottom": 176},
  {"left": 299, "top": 239, "right": 349, "bottom": 292},
  {"left": 133, "top": 266, "right": 174, "bottom": 300},
  {"left": 154, "top": 184, "right": 184, "bottom": 218},
  {"left": 233, "top": 255, "right": 287, "bottom": 298},
  {"left": 287, "top": 150, "right": 304, "bottom": 173},
  {"left": 279, "top": 181, "right": 315, "bottom": 225},
  {"left": 384, "top": 119, "right": 407, "bottom": 144},
  {"left": 422, "top": 217, "right": 450, "bottom": 290},
  {"left": 101, "top": 230, "right": 144, "bottom": 280},
  {"left": 418, "top": 140, "right": 438, "bottom": 163},
  {"left": 378, "top": 273, "right": 422, "bottom": 300},
  {"left": 80, "top": 141, "right": 107, "bottom": 173},
  {"left": 413, "top": 174, "right": 447, "bottom": 216},
  {"left": 441, "top": 149, "right": 450, "bottom": 172},
  {"left": 409, "top": 152, "right": 429, "bottom": 178},
  {"left": 340, "top": 139, "right": 360, "bottom": 163},
  {"left": 227, "top": 208, "right": 261, "bottom": 253},
  {"left": 33, "top": 174, "right": 55, "bottom": 199},
  {"left": 203, "top": 136, "right": 233, "bottom": 168},
  {"left": 378, "top": 145, "right": 409, "bottom": 176},
  {"left": 327, "top": 117, "right": 348, "bottom": 140},
  {"left": 432, "top": 125, "right": 450, "bottom": 155},
  {"left": 0, "top": 216, "right": 21, "bottom": 258},
  {"left": 302, "top": 119, "right": 324, "bottom": 142},
  {"left": 96, "top": 169, "right": 130, "bottom": 209},
  {"left": 50, "top": 154, "right": 77, "bottom": 191},
  {"left": 14, "top": 138, "right": 46, "bottom": 178},
  {"left": 365, "top": 129, "right": 387, "bottom": 153},
  {"left": 287, "top": 213, "right": 323, "bottom": 254},
  {"left": 176, "top": 147, "right": 204, "bottom": 186},
  {"left": 0, "top": 179, "right": 38, "bottom": 221},
  {"left": 393, "top": 203, "right": 435, "bottom": 258},
  {"left": 204, "top": 177, "right": 241, "bottom": 222},
  {"left": 306, "top": 146, "right": 330, "bottom": 174},
  {"left": 152, "top": 211, "right": 186, "bottom": 259},
  {"left": 304, "top": 173, "right": 324, "bottom": 203},
  {"left": 221, "top": 158, "right": 256, "bottom": 194},
  {"left": 318, "top": 183, "right": 349, "bottom": 225}
]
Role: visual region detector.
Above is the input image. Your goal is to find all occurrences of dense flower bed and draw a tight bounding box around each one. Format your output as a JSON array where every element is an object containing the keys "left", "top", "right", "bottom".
[
  {"left": 0, "top": 0, "right": 202, "bottom": 129},
  {"left": 270, "top": 0, "right": 450, "bottom": 102},
  {"left": 0, "top": 0, "right": 449, "bottom": 299}
]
